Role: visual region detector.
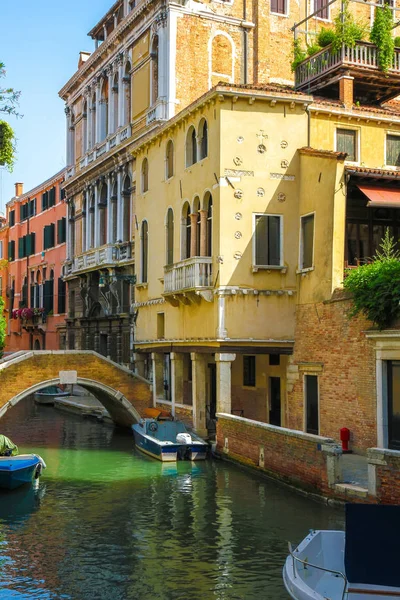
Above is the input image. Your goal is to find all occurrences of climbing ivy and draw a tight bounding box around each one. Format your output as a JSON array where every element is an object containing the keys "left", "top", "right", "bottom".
[
  {"left": 370, "top": 3, "right": 395, "bottom": 72},
  {"left": 291, "top": 39, "right": 307, "bottom": 72},
  {"left": 332, "top": 0, "right": 367, "bottom": 52},
  {"left": 343, "top": 230, "right": 400, "bottom": 330},
  {"left": 0, "top": 120, "right": 16, "bottom": 172}
]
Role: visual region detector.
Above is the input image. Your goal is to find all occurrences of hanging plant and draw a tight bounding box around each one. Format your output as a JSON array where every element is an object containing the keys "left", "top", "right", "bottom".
[
  {"left": 332, "top": 0, "right": 368, "bottom": 52},
  {"left": 291, "top": 39, "right": 307, "bottom": 72},
  {"left": 0, "top": 120, "right": 16, "bottom": 172},
  {"left": 370, "top": 3, "right": 395, "bottom": 72}
]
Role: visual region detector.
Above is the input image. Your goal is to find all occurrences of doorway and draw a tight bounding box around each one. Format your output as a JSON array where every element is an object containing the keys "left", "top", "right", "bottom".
[
  {"left": 269, "top": 377, "right": 281, "bottom": 426},
  {"left": 387, "top": 360, "right": 400, "bottom": 450},
  {"left": 34, "top": 339, "right": 41, "bottom": 351},
  {"left": 305, "top": 374, "right": 319, "bottom": 435}
]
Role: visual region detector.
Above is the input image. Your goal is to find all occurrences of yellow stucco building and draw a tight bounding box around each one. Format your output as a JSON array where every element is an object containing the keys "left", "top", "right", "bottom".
[{"left": 132, "top": 78, "right": 400, "bottom": 440}]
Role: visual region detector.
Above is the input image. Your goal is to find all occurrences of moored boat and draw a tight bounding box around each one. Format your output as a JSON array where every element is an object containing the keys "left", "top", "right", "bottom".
[
  {"left": 283, "top": 504, "right": 400, "bottom": 600},
  {"left": 132, "top": 415, "right": 208, "bottom": 462},
  {"left": 34, "top": 385, "right": 70, "bottom": 405},
  {"left": 0, "top": 455, "right": 46, "bottom": 490}
]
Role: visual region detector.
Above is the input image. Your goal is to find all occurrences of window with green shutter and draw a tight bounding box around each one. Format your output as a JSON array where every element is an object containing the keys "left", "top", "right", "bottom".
[
  {"left": 28, "top": 198, "right": 36, "bottom": 217},
  {"left": 25, "top": 232, "right": 35, "bottom": 256},
  {"left": 386, "top": 135, "right": 400, "bottom": 167},
  {"left": 8, "top": 240, "right": 15, "bottom": 262},
  {"left": 43, "top": 224, "right": 55, "bottom": 250},
  {"left": 43, "top": 279, "right": 54, "bottom": 313},
  {"left": 42, "top": 191, "right": 48, "bottom": 211},
  {"left": 20, "top": 203, "right": 28, "bottom": 221},
  {"left": 57, "top": 218, "right": 66, "bottom": 244},
  {"left": 9, "top": 210, "right": 15, "bottom": 227},
  {"left": 58, "top": 278, "right": 66, "bottom": 314},
  {"left": 18, "top": 236, "right": 26, "bottom": 259},
  {"left": 49, "top": 187, "right": 56, "bottom": 207},
  {"left": 336, "top": 128, "right": 357, "bottom": 162}
]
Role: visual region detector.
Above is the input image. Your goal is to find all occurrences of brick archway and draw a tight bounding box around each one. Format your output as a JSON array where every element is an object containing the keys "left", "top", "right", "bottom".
[{"left": 0, "top": 351, "right": 152, "bottom": 427}]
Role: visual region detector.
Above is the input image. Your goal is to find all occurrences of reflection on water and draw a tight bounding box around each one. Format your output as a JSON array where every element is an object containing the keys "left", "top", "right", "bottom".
[{"left": 0, "top": 398, "right": 345, "bottom": 600}]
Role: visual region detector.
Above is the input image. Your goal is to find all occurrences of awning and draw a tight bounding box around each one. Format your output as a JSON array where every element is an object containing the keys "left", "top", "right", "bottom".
[{"left": 357, "top": 184, "right": 400, "bottom": 208}]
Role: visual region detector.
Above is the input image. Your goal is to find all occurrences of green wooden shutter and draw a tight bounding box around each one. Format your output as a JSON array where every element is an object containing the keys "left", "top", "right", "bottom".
[
  {"left": 50, "top": 223, "right": 55, "bottom": 248},
  {"left": 8, "top": 240, "right": 15, "bottom": 261},
  {"left": 387, "top": 135, "right": 400, "bottom": 167},
  {"left": 9, "top": 210, "right": 15, "bottom": 227},
  {"left": 57, "top": 218, "right": 66, "bottom": 244},
  {"left": 337, "top": 129, "right": 356, "bottom": 161},
  {"left": 18, "top": 237, "right": 26, "bottom": 259},
  {"left": 42, "top": 192, "right": 48, "bottom": 211},
  {"left": 30, "top": 232, "right": 35, "bottom": 255},
  {"left": 30, "top": 284, "right": 35, "bottom": 307},
  {"left": 43, "top": 279, "right": 54, "bottom": 313},
  {"left": 58, "top": 278, "right": 66, "bottom": 314},
  {"left": 26, "top": 234, "right": 31, "bottom": 256}
]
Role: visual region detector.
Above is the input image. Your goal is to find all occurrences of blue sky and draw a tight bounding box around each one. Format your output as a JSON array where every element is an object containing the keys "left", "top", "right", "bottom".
[{"left": 0, "top": 0, "right": 114, "bottom": 213}]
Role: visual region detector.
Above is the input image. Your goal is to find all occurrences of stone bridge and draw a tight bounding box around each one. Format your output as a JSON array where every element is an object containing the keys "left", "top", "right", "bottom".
[{"left": 0, "top": 351, "right": 152, "bottom": 427}]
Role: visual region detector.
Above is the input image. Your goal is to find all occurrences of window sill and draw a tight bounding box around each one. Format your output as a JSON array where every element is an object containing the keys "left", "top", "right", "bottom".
[
  {"left": 135, "top": 283, "right": 148, "bottom": 290},
  {"left": 270, "top": 11, "right": 289, "bottom": 17},
  {"left": 252, "top": 265, "right": 287, "bottom": 274},
  {"left": 296, "top": 266, "right": 314, "bottom": 275}
]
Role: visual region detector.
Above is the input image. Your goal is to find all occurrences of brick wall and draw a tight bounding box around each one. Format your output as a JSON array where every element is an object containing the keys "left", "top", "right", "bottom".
[
  {"left": 369, "top": 448, "right": 400, "bottom": 504},
  {"left": 288, "top": 292, "right": 379, "bottom": 452},
  {"left": 216, "top": 413, "right": 337, "bottom": 496},
  {"left": 0, "top": 352, "right": 152, "bottom": 425}
]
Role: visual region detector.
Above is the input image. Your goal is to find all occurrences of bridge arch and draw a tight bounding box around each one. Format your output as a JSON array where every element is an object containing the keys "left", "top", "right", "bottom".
[{"left": 0, "top": 351, "right": 152, "bottom": 427}]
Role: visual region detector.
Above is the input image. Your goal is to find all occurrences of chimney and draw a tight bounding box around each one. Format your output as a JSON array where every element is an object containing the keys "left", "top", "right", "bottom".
[
  {"left": 78, "top": 51, "right": 91, "bottom": 69},
  {"left": 15, "top": 182, "right": 24, "bottom": 197},
  {"left": 339, "top": 75, "right": 354, "bottom": 109}
]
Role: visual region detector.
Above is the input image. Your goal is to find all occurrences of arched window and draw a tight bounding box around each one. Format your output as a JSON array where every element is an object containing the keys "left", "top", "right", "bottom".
[
  {"left": 100, "top": 77, "right": 109, "bottom": 141},
  {"left": 82, "top": 100, "right": 88, "bottom": 154},
  {"left": 166, "top": 208, "right": 174, "bottom": 266},
  {"left": 141, "top": 220, "right": 148, "bottom": 283},
  {"left": 204, "top": 192, "right": 213, "bottom": 257},
  {"left": 141, "top": 158, "right": 149, "bottom": 193},
  {"left": 111, "top": 181, "right": 118, "bottom": 243},
  {"left": 193, "top": 196, "right": 201, "bottom": 256},
  {"left": 112, "top": 73, "right": 119, "bottom": 133},
  {"left": 151, "top": 35, "right": 159, "bottom": 105},
  {"left": 122, "top": 175, "right": 131, "bottom": 242},
  {"left": 91, "top": 92, "right": 97, "bottom": 148},
  {"left": 185, "top": 126, "right": 197, "bottom": 168},
  {"left": 99, "top": 184, "right": 108, "bottom": 246},
  {"left": 198, "top": 119, "right": 208, "bottom": 160},
  {"left": 166, "top": 140, "right": 174, "bottom": 179},
  {"left": 181, "top": 202, "right": 191, "bottom": 260},
  {"left": 89, "top": 193, "right": 95, "bottom": 248},
  {"left": 123, "top": 62, "right": 131, "bottom": 125}
]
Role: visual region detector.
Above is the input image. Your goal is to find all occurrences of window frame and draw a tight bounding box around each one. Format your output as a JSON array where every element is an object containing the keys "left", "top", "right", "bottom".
[
  {"left": 298, "top": 211, "right": 315, "bottom": 272},
  {"left": 243, "top": 355, "right": 256, "bottom": 388},
  {"left": 385, "top": 132, "right": 400, "bottom": 167},
  {"left": 270, "top": 0, "right": 289, "bottom": 17},
  {"left": 335, "top": 126, "right": 360, "bottom": 164},
  {"left": 312, "top": 0, "right": 330, "bottom": 20},
  {"left": 252, "top": 212, "right": 284, "bottom": 270}
]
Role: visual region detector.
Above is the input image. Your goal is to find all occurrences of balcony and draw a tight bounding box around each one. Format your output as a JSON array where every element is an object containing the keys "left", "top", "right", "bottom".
[
  {"left": 163, "top": 257, "right": 213, "bottom": 305},
  {"left": 146, "top": 99, "right": 168, "bottom": 126},
  {"left": 69, "top": 125, "right": 133, "bottom": 179},
  {"left": 63, "top": 242, "right": 134, "bottom": 277},
  {"left": 295, "top": 42, "right": 400, "bottom": 103}
]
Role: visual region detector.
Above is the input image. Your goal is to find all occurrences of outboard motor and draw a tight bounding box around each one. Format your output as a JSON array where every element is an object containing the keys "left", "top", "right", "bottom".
[{"left": 176, "top": 433, "right": 192, "bottom": 444}]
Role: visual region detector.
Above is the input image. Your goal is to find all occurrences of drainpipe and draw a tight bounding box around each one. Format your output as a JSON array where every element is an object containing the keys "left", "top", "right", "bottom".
[{"left": 306, "top": 104, "right": 311, "bottom": 148}]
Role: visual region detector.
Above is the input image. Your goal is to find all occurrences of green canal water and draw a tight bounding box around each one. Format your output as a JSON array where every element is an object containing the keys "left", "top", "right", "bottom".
[{"left": 0, "top": 398, "right": 344, "bottom": 600}]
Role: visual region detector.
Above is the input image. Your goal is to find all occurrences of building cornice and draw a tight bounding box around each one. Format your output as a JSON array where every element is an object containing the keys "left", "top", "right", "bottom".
[{"left": 7, "top": 168, "right": 67, "bottom": 208}]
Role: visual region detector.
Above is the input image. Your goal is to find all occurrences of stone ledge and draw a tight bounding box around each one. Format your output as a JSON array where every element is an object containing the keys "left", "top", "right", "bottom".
[{"left": 216, "top": 412, "right": 334, "bottom": 444}]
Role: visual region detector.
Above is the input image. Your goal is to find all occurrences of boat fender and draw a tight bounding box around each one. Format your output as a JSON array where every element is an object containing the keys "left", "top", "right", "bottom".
[
  {"left": 148, "top": 421, "right": 158, "bottom": 432},
  {"left": 34, "top": 463, "right": 42, "bottom": 479}
]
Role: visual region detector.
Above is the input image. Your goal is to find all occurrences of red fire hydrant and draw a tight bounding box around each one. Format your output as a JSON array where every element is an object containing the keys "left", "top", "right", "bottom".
[{"left": 340, "top": 427, "right": 351, "bottom": 453}]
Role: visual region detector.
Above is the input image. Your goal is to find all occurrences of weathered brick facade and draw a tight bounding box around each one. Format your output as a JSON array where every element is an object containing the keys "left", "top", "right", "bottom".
[{"left": 287, "top": 292, "right": 378, "bottom": 452}]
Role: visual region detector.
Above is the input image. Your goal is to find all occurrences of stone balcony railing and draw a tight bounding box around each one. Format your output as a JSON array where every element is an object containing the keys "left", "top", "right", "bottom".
[
  {"left": 163, "top": 257, "right": 213, "bottom": 304},
  {"left": 146, "top": 99, "right": 168, "bottom": 126},
  {"left": 70, "top": 124, "right": 133, "bottom": 179},
  {"left": 63, "top": 241, "right": 134, "bottom": 277}
]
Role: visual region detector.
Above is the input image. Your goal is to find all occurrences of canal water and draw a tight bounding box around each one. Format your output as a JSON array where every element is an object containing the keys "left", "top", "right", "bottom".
[{"left": 0, "top": 398, "right": 344, "bottom": 600}]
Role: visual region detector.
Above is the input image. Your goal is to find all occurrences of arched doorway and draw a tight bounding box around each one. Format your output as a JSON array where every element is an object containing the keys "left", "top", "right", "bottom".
[{"left": 34, "top": 339, "right": 41, "bottom": 351}]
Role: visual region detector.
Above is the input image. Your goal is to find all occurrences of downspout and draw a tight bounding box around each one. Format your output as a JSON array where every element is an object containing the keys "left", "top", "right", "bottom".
[
  {"left": 306, "top": 104, "right": 311, "bottom": 148},
  {"left": 243, "top": 0, "right": 248, "bottom": 84}
]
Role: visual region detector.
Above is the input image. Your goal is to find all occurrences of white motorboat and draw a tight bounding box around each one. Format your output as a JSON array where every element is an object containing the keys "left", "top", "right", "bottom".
[
  {"left": 34, "top": 385, "right": 70, "bottom": 405},
  {"left": 283, "top": 504, "right": 400, "bottom": 599}
]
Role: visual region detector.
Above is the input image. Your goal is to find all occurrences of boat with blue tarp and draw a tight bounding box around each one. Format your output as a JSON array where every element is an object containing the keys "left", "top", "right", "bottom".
[
  {"left": 132, "top": 409, "right": 208, "bottom": 462},
  {"left": 0, "top": 435, "right": 46, "bottom": 490},
  {"left": 283, "top": 503, "right": 400, "bottom": 599}
]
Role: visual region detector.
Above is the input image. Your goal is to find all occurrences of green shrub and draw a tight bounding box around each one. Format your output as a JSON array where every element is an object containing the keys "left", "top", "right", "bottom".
[
  {"left": 291, "top": 39, "right": 307, "bottom": 72},
  {"left": 370, "top": 4, "right": 395, "bottom": 72},
  {"left": 317, "top": 28, "right": 336, "bottom": 48},
  {"left": 343, "top": 230, "right": 400, "bottom": 330},
  {"left": 0, "top": 121, "right": 16, "bottom": 172},
  {"left": 307, "top": 43, "right": 322, "bottom": 56},
  {"left": 395, "top": 36, "right": 400, "bottom": 48},
  {"left": 332, "top": 0, "right": 368, "bottom": 52}
]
